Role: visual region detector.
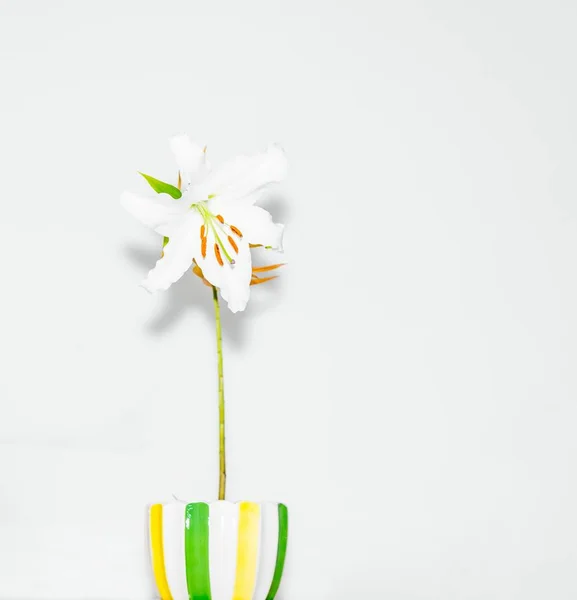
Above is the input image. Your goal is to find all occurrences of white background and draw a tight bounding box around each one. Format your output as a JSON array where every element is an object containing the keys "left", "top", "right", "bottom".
[{"left": 1, "top": 1, "right": 576, "bottom": 598}]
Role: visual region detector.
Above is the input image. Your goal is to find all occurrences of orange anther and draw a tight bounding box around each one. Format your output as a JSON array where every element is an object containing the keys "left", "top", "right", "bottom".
[
  {"left": 228, "top": 236, "right": 239, "bottom": 254},
  {"left": 216, "top": 214, "right": 224, "bottom": 224},
  {"left": 214, "top": 244, "right": 224, "bottom": 266},
  {"left": 201, "top": 237, "right": 207, "bottom": 258},
  {"left": 230, "top": 225, "right": 243, "bottom": 238}
]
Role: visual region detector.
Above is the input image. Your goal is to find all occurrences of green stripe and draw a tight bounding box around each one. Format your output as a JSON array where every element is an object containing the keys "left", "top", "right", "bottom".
[
  {"left": 184, "top": 503, "right": 211, "bottom": 600},
  {"left": 265, "top": 503, "right": 289, "bottom": 600}
]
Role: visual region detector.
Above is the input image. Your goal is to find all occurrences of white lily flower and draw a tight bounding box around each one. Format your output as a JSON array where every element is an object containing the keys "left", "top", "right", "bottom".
[{"left": 121, "top": 135, "right": 287, "bottom": 313}]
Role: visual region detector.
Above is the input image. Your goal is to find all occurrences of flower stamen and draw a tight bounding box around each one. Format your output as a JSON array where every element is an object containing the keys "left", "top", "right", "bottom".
[
  {"left": 228, "top": 236, "right": 239, "bottom": 254},
  {"left": 199, "top": 224, "right": 208, "bottom": 258},
  {"left": 195, "top": 204, "right": 236, "bottom": 265},
  {"left": 230, "top": 225, "right": 243, "bottom": 238},
  {"left": 214, "top": 243, "right": 224, "bottom": 266}
]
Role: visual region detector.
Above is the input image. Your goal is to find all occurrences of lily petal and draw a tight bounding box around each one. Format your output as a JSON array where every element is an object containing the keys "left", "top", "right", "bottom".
[
  {"left": 203, "top": 144, "right": 287, "bottom": 201},
  {"left": 121, "top": 191, "right": 187, "bottom": 234},
  {"left": 220, "top": 205, "right": 284, "bottom": 251},
  {"left": 170, "top": 134, "right": 210, "bottom": 186},
  {"left": 141, "top": 213, "right": 202, "bottom": 293},
  {"left": 195, "top": 237, "right": 253, "bottom": 313}
]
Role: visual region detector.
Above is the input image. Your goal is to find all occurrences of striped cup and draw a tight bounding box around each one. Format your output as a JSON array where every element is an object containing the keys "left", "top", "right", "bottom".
[{"left": 148, "top": 501, "right": 288, "bottom": 600}]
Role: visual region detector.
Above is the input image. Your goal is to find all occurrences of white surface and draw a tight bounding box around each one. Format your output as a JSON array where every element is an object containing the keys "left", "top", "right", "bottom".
[{"left": 0, "top": 1, "right": 576, "bottom": 598}]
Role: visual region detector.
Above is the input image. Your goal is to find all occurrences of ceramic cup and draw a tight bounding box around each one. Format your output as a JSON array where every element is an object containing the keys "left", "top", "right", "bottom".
[{"left": 148, "top": 501, "right": 288, "bottom": 600}]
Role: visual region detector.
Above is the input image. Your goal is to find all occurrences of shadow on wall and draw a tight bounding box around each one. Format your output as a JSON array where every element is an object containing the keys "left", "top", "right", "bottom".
[{"left": 0, "top": 195, "right": 290, "bottom": 454}]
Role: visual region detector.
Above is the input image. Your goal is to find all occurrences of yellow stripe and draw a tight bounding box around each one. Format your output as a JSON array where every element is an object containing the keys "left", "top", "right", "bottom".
[
  {"left": 149, "top": 504, "right": 173, "bottom": 600},
  {"left": 233, "top": 502, "right": 261, "bottom": 600}
]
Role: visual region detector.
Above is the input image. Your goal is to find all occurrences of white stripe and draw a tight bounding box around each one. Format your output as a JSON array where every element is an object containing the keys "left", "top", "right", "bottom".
[
  {"left": 162, "top": 503, "right": 188, "bottom": 600},
  {"left": 252, "top": 503, "right": 279, "bottom": 600},
  {"left": 209, "top": 501, "right": 239, "bottom": 600}
]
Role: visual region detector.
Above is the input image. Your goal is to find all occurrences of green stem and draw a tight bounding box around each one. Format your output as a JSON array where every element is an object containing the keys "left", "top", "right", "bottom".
[{"left": 213, "top": 286, "right": 226, "bottom": 500}]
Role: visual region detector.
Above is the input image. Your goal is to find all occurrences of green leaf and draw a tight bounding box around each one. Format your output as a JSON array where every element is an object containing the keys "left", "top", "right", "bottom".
[
  {"left": 139, "top": 172, "right": 182, "bottom": 199},
  {"left": 163, "top": 236, "right": 169, "bottom": 248}
]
